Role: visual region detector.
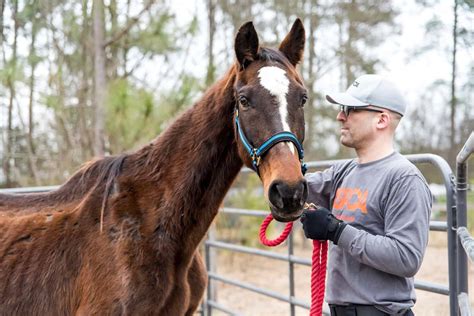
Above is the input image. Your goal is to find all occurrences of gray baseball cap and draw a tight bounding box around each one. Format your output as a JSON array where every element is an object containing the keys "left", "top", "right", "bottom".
[{"left": 326, "top": 74, "right": 407, "bottom": 116}]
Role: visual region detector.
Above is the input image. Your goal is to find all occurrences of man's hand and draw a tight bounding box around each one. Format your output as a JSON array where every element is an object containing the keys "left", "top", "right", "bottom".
[{"left": 300, "top": 207, "right": 346, "bottom": 244}]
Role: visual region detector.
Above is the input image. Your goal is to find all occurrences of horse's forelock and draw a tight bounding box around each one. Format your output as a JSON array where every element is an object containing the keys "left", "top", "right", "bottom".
[{"left": 257, "top": 48, "right": 293, "bottom": 69}]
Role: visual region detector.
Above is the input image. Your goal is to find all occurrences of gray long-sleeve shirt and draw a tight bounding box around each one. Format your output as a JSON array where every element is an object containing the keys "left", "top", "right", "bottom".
[{"left": 305, "top": 152, "right": 432, "bottom": 315}]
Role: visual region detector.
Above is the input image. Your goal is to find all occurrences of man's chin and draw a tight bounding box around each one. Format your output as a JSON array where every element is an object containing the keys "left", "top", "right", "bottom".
[{"left": 340, "top": 137, "right": 354, "bottom": 148}]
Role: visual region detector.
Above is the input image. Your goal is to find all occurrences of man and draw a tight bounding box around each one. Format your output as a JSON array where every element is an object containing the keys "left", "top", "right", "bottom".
[{"left": 301, "top": 74, "right": 432, "bottom": 316}]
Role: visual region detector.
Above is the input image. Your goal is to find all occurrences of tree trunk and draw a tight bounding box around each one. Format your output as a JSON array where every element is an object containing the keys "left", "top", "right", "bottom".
[
  {"left": 344, "top": 0, "right": 357, "bottom": 87},
  {"left": 449, "top": 0, "right": 458, "bottom": 167},
  {"left": 305, "top": 0, "right": 318, "bottom": 156},
  {"left": 206, "top": 0, "right": 216, "bottom": 86},
  {"left": 4, "top": 0, "right": 19, "bottom": 187},
  {"left": 78, "top": 0, "right": 93, "bottom": 158},
  {"left": 0, "top": 0, "right": 5, "bottom": 47},
  {"left": 93, "top": 0, "right": 106, "bottom": 157},
  {"left": 108, "top": 0, "right": 119, "bottom": 79},
  {"left": 27, "top": 0, "right": 39, "bottom": 184},
  {"left": 122, "top": 0, "right": 132, "bottom": 76}
]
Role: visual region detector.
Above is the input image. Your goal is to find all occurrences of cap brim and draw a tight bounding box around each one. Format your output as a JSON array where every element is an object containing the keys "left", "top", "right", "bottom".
[{"left": 326, "top": 92, "right": 369, "bottom": 107}]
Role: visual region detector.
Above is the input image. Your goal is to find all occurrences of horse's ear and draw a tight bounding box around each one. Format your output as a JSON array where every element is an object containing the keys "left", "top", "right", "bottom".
[
  {"left": 235, "top": 21, "right": 259, "bottom": 70},
  {"left": 279, "top": 18, "right": 306, "bottom": 66}
]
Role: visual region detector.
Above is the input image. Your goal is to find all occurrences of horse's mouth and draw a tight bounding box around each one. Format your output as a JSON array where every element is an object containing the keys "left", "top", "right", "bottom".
[{"left": 269, "top": 206, "right": 304, "bottom": 223}]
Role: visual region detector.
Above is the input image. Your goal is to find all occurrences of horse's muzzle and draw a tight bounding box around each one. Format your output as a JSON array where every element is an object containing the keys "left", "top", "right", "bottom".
[{"left": 268, "top": 179, "right": 307, "bottom": 222}]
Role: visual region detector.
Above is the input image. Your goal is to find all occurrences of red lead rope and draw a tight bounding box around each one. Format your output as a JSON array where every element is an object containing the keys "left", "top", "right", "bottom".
[{"left": 259, "top": 214, "right": 328, "bottom": 316}]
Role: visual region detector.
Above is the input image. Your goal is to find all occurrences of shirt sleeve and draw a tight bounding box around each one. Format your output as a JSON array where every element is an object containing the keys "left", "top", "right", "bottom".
[
  {"left": 337, "top": 174, "right": 432, "bottom": 277},
  {"left": 305, "top": 166, "right": 335, "bottom": 209}
]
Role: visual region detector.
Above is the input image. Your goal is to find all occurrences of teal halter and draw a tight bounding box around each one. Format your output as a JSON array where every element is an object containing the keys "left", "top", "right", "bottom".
[{"left": 235, "top": 109, "right": 307, "bottom": 175}]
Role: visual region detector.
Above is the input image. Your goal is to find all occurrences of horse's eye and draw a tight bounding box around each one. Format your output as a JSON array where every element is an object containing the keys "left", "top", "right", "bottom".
[
  {"left": 301, "top": 95, "right": 308, "bottom": 107},
  {"left": 239, "top": 96, "right": 250, "bottom": 108}
]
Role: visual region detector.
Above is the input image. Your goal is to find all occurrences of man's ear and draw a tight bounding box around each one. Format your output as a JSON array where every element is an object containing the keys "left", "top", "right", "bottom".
[
  {"left": 376, "top": 112, "right": 391, "bottom": 130},
  {"left": 279, "top": 18, "right": 305, "bottom": 66}
]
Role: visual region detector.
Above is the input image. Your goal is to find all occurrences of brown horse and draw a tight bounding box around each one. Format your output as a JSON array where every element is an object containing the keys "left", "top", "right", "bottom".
[{"left": 0, "top": 19, "right": 307, "bottom": 315}]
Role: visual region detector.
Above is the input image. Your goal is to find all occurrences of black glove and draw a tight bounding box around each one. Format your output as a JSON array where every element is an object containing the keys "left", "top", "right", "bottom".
[{"left": 300, "top": 207, "right": 346, "bottom": 244}]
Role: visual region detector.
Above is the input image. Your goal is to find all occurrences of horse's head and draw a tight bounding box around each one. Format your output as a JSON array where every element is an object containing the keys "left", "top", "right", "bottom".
[{"left": 233, "top": 19, "right": 308, "bottom": 222}]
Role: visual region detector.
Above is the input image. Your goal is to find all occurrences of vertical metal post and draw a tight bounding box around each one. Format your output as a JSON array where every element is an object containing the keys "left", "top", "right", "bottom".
[
  {"left": 205, "top": 223, "right": 217, "bottom": 316},
  {"left": 288, "top": 231, "right": 296, "bottom": 316},
  {"left": 456, "top": 132, "right": 474, "bottom": 298},
  {"left": 456, "top": 161, "right": 469, "bottom": 295},
  {"left": 447, "top": 173, "right": 458, "bottom": 316}
]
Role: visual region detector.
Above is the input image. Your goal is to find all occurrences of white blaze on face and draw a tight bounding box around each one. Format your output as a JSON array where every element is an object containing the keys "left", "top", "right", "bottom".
[{"left": 258, "top": 66, "right": 295, "bottom": 154}]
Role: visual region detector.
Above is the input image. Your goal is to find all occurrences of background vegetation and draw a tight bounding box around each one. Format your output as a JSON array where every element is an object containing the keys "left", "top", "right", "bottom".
[{"left": 0, "top": 0, "right": 472, "bottom": 190}]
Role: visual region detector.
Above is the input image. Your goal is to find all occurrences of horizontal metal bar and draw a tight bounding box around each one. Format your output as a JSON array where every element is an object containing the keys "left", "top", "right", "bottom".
[
  {"left": 457, "top": 132, "right": 474, "bottom": 164},
  {"left": 205, "top": 240, "right": 311, "bottom": 265},
  {"left": 220, "top": 208, "right": 448, "bottom": 231},
  {"left": 205, "top": 300, "right": 242, "bottom": 316},
  {"left": 208, "top": 272, "right": 311, "bottom": 309},
  {"left": 458, "top": 227, "right": 474, "bottom": 263},
  {"left": 415, "top": 280, "right": 450, "bottom": 295},
  {"left": 0, "top": 185, "right": 59, "bottom": 194},
  {"left": 430, "top": 221, "right": 448, "bottom": 231},
  {"left": 220, "top": 207, "right": 269, "bottom": 217},
  {"left": 302, "top": 154, "right": 453, "bottom": 171}
]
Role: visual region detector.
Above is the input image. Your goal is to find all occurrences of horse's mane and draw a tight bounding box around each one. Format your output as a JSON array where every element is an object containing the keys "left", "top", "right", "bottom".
[{"left": 56, "top": 154, "right": 127, "bottom": 199}]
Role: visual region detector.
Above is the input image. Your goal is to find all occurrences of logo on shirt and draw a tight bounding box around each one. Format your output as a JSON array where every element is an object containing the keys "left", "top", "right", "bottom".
[{"left": 332, "top": 187, "right": 368, "bottom": 222}]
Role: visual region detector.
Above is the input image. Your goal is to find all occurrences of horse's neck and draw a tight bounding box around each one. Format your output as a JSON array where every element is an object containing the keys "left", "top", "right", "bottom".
[{"left": 125, "top": 69, "right": 243, "bottom": 249}]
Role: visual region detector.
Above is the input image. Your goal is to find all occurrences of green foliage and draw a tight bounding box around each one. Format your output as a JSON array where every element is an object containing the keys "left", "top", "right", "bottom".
[
  {"left": 226, "top": 174, "right": 268, "bottom": 210},
  {"left": 105, "top": 79, "right": 160, "bottom": 153},
  {"left": 160, "top": 74, "right": 200, "bottom": 114},
  {"left": 131, "top": 12, "right": 178, "bottom": 54},
  {"left": 42, "top": 94, "right": 62, "bottom": 111},
  {"left": 105, "top": 74, "right": 200, "bottom": 154},
  {"left": 0, "top": 59, "right": 25, "bottom": 85},
  {"left": 462, "top": 0, "right": 474, "bottom": 10},
  {"left": 216, "top": 174, "right": 275, "bottom": 247},
  {"left": 186, "top": 15, "right": 199, "bottom": 36}
]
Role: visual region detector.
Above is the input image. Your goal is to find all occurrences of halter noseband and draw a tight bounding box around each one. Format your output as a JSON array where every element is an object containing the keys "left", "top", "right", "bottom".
[{"left": 235, "top": 109, "right": 307, "bottom": 175}]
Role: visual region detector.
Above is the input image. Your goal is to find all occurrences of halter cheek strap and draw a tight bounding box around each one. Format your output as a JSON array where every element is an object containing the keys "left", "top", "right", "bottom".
[{"left": 235, "top": 109, "right": 307, "bottom": 175}]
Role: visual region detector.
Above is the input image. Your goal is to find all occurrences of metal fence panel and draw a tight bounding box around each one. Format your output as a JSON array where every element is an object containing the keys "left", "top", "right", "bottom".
[{"left": 204, "top": 153, "right": 460, "bottom": 316}]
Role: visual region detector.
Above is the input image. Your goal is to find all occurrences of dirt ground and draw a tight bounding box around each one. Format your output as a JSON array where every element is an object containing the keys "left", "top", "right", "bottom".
[{"left": 206, "top": 230, "right": 474, "bottom": 316}]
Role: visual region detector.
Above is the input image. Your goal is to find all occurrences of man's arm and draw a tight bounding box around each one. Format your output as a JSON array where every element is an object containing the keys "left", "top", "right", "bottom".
[
  {"left": 337, "top": 175, "right": 432, "bottom": 277},
  {"left": 305, "top": 166, "right": 335, "bottom": 209}
]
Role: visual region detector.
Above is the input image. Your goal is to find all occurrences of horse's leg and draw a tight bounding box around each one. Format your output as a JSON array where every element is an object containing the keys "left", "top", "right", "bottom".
[{"left": 185, "top": 251, "right": 207, "bottom": 316}]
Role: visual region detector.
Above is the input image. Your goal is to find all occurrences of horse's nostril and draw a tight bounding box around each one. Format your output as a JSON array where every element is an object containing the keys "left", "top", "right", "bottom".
[
  {"left": 302, "top": 179, "right": 308, "bottom": 200},
  {"left": 269, "top": 182, "right": 284, "bottom": 209}
]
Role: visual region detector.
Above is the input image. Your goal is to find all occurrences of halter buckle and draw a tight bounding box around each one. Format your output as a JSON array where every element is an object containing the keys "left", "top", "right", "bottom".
[{"left": 251, "top": 149, "right": 261, "bottom": 167}]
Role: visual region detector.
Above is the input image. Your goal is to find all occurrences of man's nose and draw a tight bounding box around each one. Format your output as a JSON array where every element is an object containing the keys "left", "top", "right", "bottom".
[{"left": 336, "top": 110, "right": 346, "bottom": 122}]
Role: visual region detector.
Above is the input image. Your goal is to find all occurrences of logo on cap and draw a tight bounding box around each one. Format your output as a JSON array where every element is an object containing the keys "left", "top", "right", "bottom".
[{"left": 352, "top": 81, "right": 360, "bottom": 87}]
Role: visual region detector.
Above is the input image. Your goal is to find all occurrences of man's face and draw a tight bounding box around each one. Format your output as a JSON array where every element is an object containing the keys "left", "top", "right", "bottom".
[{"left": 336, "top": 106, "right": 383, "bottom": 148}]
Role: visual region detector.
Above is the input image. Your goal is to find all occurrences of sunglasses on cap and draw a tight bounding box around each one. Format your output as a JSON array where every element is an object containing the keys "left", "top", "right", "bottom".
[{"left": 339, "top": 105, "right": 384, "bottom": 117}]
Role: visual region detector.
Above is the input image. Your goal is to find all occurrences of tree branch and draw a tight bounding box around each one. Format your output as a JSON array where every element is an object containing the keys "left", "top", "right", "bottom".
[{"left": 104, "top": 0, "right": 156, "bottom": 48}]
